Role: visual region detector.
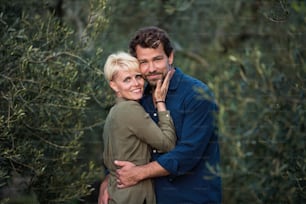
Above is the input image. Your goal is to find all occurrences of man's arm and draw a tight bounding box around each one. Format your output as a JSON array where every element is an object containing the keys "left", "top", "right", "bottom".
[{"left": 115, "top": 160, "right": 169, "bottom": 188}]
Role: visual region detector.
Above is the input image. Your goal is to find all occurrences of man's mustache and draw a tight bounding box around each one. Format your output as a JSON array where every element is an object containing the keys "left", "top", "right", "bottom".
[{"left": 145, "top": 72, "right": 163, "bottom": 77}]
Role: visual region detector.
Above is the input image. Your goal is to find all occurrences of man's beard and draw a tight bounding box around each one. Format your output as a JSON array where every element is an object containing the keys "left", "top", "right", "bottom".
[
  {"left": 147, "top": 79, "right": 159, "bottom": 87},
  {"left": 145, "top": 72, "right": 164, "bottom": 87}
]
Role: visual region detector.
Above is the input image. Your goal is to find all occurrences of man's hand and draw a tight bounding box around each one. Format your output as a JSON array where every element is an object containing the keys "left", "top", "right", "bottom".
[
  {"left": 114, "top": 160, "right": 139, "bottom": 188},
  {"left": 98, "top": 175, "right": 110, "bottom": 204},
  {"left": 115, "top": 160, "right": 170, "bottom": 189}
]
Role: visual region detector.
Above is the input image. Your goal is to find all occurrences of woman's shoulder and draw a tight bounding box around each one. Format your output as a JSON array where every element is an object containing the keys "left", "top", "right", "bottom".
[
  {"left": 114, "top": 100, "right": 144, "bottom": 113},
  {"left": 112, "top": 100, "right": 148, "bottom": 123},
  {"left": 116, "top": 100, "right": 141, "bottom": 108}
]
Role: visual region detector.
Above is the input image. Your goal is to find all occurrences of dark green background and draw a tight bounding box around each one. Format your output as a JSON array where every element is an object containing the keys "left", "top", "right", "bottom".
[{"left": 1, "top": 0, "right": 305, "bottom": 203}]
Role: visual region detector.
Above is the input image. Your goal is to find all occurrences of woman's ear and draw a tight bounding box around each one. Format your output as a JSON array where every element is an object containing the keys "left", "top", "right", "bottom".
[{"left": 109, "top": 81, "right": 118, "bottom": 93}]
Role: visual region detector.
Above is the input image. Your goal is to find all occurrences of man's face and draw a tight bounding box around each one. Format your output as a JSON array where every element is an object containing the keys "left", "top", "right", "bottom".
[{"left": 136, "top": 44, "right": 173, "bottom": 86}]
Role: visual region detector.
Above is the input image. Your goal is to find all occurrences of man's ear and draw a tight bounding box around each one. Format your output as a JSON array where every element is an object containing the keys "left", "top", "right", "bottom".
[
  {"left": 109, "top": 81, "right": 118, "bottom": 92},
  {"left": 169, "top": 51, "right": 174, "bottom": 65}
]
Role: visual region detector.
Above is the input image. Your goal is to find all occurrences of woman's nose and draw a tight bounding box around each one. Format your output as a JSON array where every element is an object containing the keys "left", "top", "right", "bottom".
[{"left": 132, "top": 78, "right": 140, "bottom": 85}]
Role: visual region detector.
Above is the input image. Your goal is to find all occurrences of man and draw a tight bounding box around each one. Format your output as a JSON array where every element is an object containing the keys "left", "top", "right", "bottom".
[{"left": 99, "top": 26, "right": 221, "bottom": 204}]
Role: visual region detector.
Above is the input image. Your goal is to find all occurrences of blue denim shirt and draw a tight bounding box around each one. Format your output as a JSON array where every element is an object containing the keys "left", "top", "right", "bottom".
[{"left": 141, "top": 68, "right": 222, "bottom": 204}]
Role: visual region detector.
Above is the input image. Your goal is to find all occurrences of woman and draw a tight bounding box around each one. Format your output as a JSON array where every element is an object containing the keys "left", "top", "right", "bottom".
[{"left": 101, "top": 51, "right": 176, "bottom": 204}]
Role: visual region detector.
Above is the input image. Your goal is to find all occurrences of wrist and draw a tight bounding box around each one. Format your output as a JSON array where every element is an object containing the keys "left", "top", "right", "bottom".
[
  {"left": 136, "top": 165, "right": 147, "bottom": 181},
  {"left": 155, "top": 100, "right": 165, "bottom": 104}
]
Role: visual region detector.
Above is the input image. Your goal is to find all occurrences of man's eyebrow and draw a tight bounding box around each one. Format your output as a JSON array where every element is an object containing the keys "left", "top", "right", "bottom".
[{"left": 153, "top": 55, "right": 163, "bottom": 59}]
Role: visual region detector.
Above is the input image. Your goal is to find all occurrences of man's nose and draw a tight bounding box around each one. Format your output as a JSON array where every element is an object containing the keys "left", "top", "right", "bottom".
[{"left": 148, "top": 61, "right": 156, "bottom": 72}]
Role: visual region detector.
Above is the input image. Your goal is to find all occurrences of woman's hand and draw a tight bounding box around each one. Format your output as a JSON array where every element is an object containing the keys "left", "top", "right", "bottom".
[
  {"left": 98, "top": 175, "right": 110, "bottom": 204},
  {"left": 153, "top": 68, "right": 175, "bottom": 103}
]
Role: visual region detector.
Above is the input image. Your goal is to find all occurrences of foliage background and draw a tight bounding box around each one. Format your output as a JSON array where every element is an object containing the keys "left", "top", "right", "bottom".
[{"left": 0, "top": 0, "right": 305, "bottom": 203}]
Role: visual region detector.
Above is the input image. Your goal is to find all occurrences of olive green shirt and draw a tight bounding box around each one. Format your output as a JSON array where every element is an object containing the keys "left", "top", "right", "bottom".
[{"left": 103, "top": 98, "right": 176, "bottom": 204}]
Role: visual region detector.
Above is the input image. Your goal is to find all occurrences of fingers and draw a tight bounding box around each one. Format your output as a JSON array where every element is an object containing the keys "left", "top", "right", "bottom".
[
  {"left": 165, "top": 68, "right": 174, "bottom": 81},
  {"left": 154, "top": 81, "right": 165, "bottom": 101},
  {"left": 162, "top": 69, "right": 174, "bottom": 89},
  {"left": 116, "top": 175, "right": 129, "bottom": 189},
  {"left": 116, "top": 178, "right": 122, "bottom": 188},
  {"left": 116, "top": 179, "right": 131, "bottom": 189},
  {"left": 114, "top": 160, "right": 138, "bottom": 189},
  {"left": 114, "top": 160, "right": 135, "bottom": 168},
  {"left": 114, "top": 160, "right": 127, "bottom": 168},
  {"left": 117, "top": 179, "right": 125, "bottom": 188},
  {"left": 156, "top": 79, "right": 162, "bottom": 90},
  {"left": 117, "top": 184, "right": 124, "bottom": 188}
]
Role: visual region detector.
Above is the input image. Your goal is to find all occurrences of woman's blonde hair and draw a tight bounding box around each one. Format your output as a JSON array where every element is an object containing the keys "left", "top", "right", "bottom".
[{"left": 104, "top": 51, "right": 140, "bottom": 82}]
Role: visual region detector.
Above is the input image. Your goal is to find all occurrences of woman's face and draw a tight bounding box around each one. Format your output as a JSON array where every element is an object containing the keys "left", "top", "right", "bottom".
[{"left": 110, "top": 69, "right": 144, "bottom": 101}]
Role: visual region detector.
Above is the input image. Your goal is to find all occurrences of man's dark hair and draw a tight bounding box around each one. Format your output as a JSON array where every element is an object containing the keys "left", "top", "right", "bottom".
[{"left": 129, "top": 26, "right": 174, "bottom": 58}]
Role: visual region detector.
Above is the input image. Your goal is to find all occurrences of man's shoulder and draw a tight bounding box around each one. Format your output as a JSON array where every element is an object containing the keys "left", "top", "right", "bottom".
[
  {"left": 178, "top": 70, "right": 211, "bottom": 93},
  {"left": 176, "top": 68, "right": 206, "bottom": 84},
  {"left": 175, "top": 69, "right": 216, "bottom": 106}
]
